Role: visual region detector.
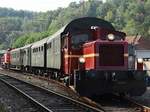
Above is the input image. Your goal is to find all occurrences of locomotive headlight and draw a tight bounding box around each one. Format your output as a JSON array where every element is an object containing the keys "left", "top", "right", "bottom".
[
  {"left": 108, "top": 34, "right": 115, "bottom": 40},
  {"left": 79, "top": 57, "right": 85, "bottom": 64},
  {"left": 137, "top": 58, "right": 143, "bottom": 63}
]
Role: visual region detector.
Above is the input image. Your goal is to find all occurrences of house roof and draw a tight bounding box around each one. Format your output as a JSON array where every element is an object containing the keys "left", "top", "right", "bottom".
[{"left": 126, "top": 36, "right": 150, "bottom": 50}]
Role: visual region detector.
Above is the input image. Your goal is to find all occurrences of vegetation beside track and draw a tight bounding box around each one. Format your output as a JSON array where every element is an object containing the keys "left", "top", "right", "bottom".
[
  {"left": 0, "top": 0, "right": 150, "bottom": 49},
  {"left": 0, "top": 103, "right": 7, "bottom": 112}
]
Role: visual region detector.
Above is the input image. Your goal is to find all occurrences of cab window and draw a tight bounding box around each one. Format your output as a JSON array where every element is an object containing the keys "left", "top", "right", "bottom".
[{"left": 71, "top": 33, "right": 90, "bottom": 49}]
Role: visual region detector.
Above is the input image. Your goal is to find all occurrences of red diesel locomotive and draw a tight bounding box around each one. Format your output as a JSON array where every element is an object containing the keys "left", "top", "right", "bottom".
[
  {"left": 2, "top": 17, "right": 146, "bottom": 97},
  {"left": 1, "top": 49, "right": 10, "bottom": 69}
]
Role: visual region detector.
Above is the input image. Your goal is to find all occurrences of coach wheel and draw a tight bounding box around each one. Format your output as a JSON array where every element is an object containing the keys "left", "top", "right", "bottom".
[
  {"left": 35, "top": 69, "right": 38, "bottom": 75},
  {"left": 25, "top": 67, "right": 28, "bottom": 72},
  {"left": 55, "top": 72, "right": 61, "bottom": 80},
  {"left": 64, "top": 76, "right": 70, "bottom": 87},
  {"left": 51, "top": 72, "right": 55, "bottom": 79},
  {"left": 54, "top": 72, "right": 59, "bottom": 80}
]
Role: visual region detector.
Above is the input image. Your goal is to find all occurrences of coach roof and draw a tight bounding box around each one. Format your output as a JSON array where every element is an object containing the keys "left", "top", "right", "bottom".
[
  {"left": 31, "top": 37, "right": 49, "bottom": 48},
  {"left": 47, "top": 26, "right": 66, "bottom": 43},
  {"left": 10, "top": 47, "right": 21, "bottom": 52},
  {"left": 21, "top": 44, "right": 32, "bottom": 49}
]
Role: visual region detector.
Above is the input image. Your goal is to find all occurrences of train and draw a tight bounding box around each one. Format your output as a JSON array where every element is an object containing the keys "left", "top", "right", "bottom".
[
  {"left": 1, "top": 49, "right": 11, "bottom": 69},
  {"left": 1, "top": 17, "right": 147, "bottom": 97}
]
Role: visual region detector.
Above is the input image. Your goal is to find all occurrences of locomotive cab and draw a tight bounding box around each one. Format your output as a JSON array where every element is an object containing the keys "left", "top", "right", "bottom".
[
  {"left": 61, "top": 17, "right": 146, "bottom": 96},
  {"left": 62, "top": 30, "right": 93, "bottom": 75},
  {"left": 69, "top": 27, "right": 146, "bottom": 97},
  {"left": 83, "top": 26, "right": 128, "bottom": 71}
]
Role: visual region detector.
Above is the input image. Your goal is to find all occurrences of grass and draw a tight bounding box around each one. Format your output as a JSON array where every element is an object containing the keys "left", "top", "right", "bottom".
[{"left": 0, "top": 104, "right": 7, "bottom": 112}]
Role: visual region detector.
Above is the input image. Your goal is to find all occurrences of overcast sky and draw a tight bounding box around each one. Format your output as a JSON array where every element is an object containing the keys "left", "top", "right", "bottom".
[{"left": 0, "top": 0, "right": 89, "bottom": 12}]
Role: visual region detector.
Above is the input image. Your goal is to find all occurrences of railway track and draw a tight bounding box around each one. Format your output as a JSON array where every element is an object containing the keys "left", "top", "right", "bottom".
[
  {"left": 0, "top": 74, "right": 103, "bottom": 112},
  {"left": 1, "top": 72, "right": 150, "bottom": 112},
  {"left": 92, "top": 94, "right": 150, "bottom": 112},
  {"left": 94, "top": 94, "right": 141, "bottom": 112},
  {"left": 0, "top": 77, "right": 40, "bottom": 112}
]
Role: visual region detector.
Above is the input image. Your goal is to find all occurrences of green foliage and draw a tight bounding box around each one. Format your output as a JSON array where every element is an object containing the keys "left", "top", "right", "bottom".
[
  {"left": 123, "top": 0, "right": 149, "bottom": 37},
  {"left": 1, "top": 0, "right": 150, "bottom": 49},
  {"left": 12, "top": 31, "right": 49, "bottom": 48},
  {"left": 12, "top": 34, "right": 29, "bottom": 48},
  {"left": 0, "top": 8, "right": 52, "bottom": 49},
  {"left": 0, "top": 103, "right": 7, "bottom": 112}
]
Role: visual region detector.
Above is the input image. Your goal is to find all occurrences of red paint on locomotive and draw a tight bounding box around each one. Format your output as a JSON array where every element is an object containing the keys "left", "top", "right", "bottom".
[
  {"left": 4, "top": 52, "right": 10, "bottom": 64},
  {"left": 63, "top": 35, "right": 83, "bottom": 75},
  {"left": 95, "top": 40, "right": 128, "bottom": 70},
  {"left": 137, "top": 62, "right": 143, "bottom": 70},
  {"left": 1, "top": 50, "right": 11, "bottom": 68},
  {"left": 83, "top": 41, "right": 96, "bottom": 70}
]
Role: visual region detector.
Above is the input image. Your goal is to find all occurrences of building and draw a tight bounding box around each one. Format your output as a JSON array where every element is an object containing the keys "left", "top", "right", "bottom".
[{"left": 126, "top": 36, "right": 150, "bottom": 72}]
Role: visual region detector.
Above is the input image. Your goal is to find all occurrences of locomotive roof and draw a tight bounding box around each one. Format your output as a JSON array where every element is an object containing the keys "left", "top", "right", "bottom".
[
  {"left": 31, "top": 37, "right": 49, "bottom": 48},
  {"left": 20, "top": 44, "right": 32, "bottom": 50},
  {"left": 47, "top": 17, "right": 115, "bottom": 42},
  {"left": 63, "top": 17, "right": 115, "bottom": 35}
]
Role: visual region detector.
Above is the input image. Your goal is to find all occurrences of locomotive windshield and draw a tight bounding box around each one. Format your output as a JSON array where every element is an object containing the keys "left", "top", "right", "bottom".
[{"left": 71, "top": 33, "right": 91, "bottom": 49}]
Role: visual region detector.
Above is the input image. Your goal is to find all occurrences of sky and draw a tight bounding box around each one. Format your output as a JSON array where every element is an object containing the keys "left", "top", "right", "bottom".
[{"left": 0, "top": 0, "right": 88, "bottom": 12}]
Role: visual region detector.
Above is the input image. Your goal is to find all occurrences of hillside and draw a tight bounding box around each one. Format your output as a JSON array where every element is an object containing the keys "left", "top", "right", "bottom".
[
  {"left": 0, "top": 8, "right": 57, "bottom": 49},
  {"left": 0, "top": 0, "right": 150, "bottom": 49}
]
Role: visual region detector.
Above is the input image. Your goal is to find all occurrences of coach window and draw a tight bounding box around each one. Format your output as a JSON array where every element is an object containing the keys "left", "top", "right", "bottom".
[
  {"left": 47, "top": 43, "right": 51, "bottom": 49},
  {"left": 47, "top": 44, "right": 49, "bottom": 49},
  {"left": 63, "top": 37, "right": 67, "bottom": 49},
  {"left": 24, "top": 51, "right": 26, "bottom": 55},
  {"left": 49, "top": 43, "right": 51, "bottom": 49}
]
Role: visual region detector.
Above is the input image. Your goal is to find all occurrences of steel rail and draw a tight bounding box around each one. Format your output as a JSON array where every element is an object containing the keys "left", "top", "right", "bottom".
[
  {"left": 0, "top": 74, "right": 104, "bottom": 112},
  {"left": 92, "top": 93, "right": 150, "bottom": 112},
  {"left": 0, "top": 76, "right": 53, "bottom": 112},
  {"left": 125, "top": 96, "right": 150, "bottom": 112},
  {"left": 1, "top": 73, "right": 150, "bottom": 112}
]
